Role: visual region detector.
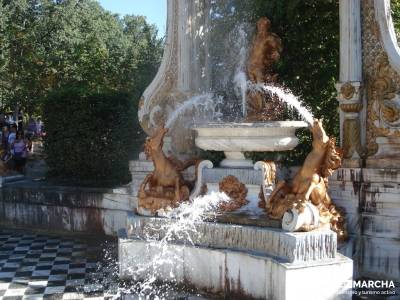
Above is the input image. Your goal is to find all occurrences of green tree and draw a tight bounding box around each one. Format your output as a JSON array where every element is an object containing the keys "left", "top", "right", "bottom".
[
  {"left": 254, "top": 0, "right": 340, "bottom": 163},
  {"left": 392, "top": 0, "right": 400, "bottom": 35},
  {"left": 0, "top": 0, "right": 163, "bottom": 116}
]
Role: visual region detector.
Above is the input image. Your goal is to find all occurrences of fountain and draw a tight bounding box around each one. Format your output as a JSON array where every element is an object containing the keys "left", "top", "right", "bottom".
[{"left": 119, "top": 3, "right": 353, "bottom": 299}]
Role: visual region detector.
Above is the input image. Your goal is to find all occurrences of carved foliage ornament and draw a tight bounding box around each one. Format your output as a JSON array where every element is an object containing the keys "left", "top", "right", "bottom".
[
  {"left": 367, "top": 55, "right": 400, "bottom": 155},
  {"left": 218, "top": 176, "right": 249, "bottom": 212},
  {"left": 363, "top": 0, "right": 400, "bottom": 156}
]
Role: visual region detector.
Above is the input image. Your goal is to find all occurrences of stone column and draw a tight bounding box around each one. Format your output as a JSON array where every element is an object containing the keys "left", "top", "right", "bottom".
[
  {"left": 138, "top": 0, "right": 211, "bottom": 158},
  {"left": 336, "top": 0, "right": 364, "bottom": 167}
]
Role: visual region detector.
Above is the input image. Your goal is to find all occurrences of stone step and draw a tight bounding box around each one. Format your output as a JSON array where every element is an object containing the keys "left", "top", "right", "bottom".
[
  {"left": 0, "top": 175, "right": 25, "bottom": 187},
  {"left": 331, "top": 168, "right": 363, "bottom": 182},
  {"left": 102, "top": 193, "right": 137, "bottom": 211},
  {"left": 364, "top": 182, "right": 400, "bottom": 194},
  {"left": 126, "top": 214, "right": 337, "bottom": 263},
  {"left": 111, "top": 185, "right": 131, "bottom": 195},
  {"left": 359, "top": 235, "right": 400, "bottom": 280},
  {"left": 332, "top": 168, "right": 400, "bottom": 183},
  {"left": 362, "top": 193, "right": 400, "bottom": 217},
  {"left": 119, "top": 235, "right": 352, "bottom": 300},
  {"left": 361, "top": 213, "right": 400, "bottom": 238}
]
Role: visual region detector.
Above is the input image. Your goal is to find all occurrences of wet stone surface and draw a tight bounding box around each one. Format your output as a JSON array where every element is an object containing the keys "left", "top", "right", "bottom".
[{"left": 0, "top": 229, "right": 215, "bottom": 300}]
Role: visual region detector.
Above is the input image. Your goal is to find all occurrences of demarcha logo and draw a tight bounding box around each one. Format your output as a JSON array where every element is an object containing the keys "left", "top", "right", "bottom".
[{"left": 353, "top": 280, "right": 396, "bottom": 289}]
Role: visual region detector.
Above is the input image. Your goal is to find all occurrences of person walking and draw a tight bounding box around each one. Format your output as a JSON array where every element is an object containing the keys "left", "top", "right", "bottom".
[{"left": 11, "top": 131, "right": 28, "bottom": 173}]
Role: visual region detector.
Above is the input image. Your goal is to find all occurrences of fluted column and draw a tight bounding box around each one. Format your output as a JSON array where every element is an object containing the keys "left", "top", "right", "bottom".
[{"left": 336, "top": 0, "right": 364, "bottom": 166}]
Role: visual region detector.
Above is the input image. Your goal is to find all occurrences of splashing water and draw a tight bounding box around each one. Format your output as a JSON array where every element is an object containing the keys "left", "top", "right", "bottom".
[
  {"left": 165, "top": 93, "right": 221, "bottom": 128},
  {"left": 249, "top": 83, "right": 314, "bottom": 125},
  {"left": 232, "top": 25, "right": 249, "bottom": 117},
  {"left": 120, "top": 192, "right": 230, "bottom": 299}
]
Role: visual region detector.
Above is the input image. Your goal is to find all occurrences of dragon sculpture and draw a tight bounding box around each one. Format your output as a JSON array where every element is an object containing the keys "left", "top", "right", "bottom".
[
  {"left": 138, "top": 126, "right": 196, "bottom": 214},
  {"left": 266, "top": 119, "right": 347, "bottom": 240}
]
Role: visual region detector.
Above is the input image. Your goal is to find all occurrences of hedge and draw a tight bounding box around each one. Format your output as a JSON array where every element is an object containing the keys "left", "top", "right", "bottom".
[{"left": 42, "top": 86, "right": 138, "bottom": 186}]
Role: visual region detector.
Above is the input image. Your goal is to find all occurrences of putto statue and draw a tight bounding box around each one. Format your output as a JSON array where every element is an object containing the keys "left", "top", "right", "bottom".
[
  {"left": 246, "top": 17, "right": 284, "bottom": 121},
  {"left": 138, "top": 126, "right": 195, "bottom": 215},
  {"left": 266, "top": 119, "right": 347, "bottom": 240}
]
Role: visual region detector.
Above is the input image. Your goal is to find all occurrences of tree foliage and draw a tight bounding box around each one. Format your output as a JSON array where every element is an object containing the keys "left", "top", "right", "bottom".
[
  {"left": 0, "top": 0, "right": 163, "bottom": 185},
  {"left": 392, "top": 0, "right": 400, "bottom": 35},
  {"left": 253, "top": 0, "right": 340, "bottom": 163},
  {"left": 0, "top": 0, "right": 163, "bottom": 115},
  {"left": 206, "top": 0, "right": 339, "bottom": 164}
]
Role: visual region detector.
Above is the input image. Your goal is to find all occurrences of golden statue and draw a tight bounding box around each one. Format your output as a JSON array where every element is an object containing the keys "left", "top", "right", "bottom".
[
  {"left": 138, "top": 126, "right": 196, "bottom": 214},
  {"left": 218, "top": 175, "right": 249, "bottom": 212},
  {"left": 266, "top": 120, "right": 347, "bottom": 240},
  {"left": 246, "top": 17, "right": 284, "bottom": 121}
]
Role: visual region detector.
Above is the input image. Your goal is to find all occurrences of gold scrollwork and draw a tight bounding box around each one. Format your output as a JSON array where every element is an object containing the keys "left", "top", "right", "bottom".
[
  {"left": 340, "top": 103, "right": 363, "bottom": 113},
  {"left": 366, "top": 54, "right": 400, "bottom": 156},
  {"left": 342, "top": 118, "right": 363, "bottom": 159}
]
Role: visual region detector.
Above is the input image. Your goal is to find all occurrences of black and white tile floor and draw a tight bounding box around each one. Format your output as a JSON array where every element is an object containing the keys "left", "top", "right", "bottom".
[{"left": 0, "top": 230, "right": 118, "bottom": 300}]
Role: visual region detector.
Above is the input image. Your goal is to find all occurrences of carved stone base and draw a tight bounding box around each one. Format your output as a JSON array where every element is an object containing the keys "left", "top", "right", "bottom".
[
  {"left": 120, "top": 218, "right": 353, "bottom": 300},
  {"left": 366, "top": 158, "right": 400, "bottom": 168},
  {"left": 368, "top": 137, "right": 400, "bottom": 167},
  {"left": 220, "top": 152, "right": 253, "bottom": 168},
  {"left": 342, "top": 158, "right": 363, "bottom": 168}
]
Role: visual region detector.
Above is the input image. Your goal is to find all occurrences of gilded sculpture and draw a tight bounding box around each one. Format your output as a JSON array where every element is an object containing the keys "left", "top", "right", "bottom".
[
  {"left": 246, "top": 17, "right": 284, "bottom": 121},
  {"left": 266, "top": 119, "right": 347, "bottom": 240},
  {"left": 138, "top": 126, "right": 196, "bottom": 214},
  {"left": 218, "top": 175, "right": 249, "bottom": 212}
]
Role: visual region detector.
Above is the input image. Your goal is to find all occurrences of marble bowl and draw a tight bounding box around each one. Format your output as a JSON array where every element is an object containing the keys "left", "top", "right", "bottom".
[{"left": 192, "top": 121, "right": 309, "bottom": 167}]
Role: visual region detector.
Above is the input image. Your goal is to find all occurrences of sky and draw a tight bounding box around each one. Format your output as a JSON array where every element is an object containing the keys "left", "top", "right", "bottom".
[{"left": 97, "top": 0, "right": 167, "bottom": 37}]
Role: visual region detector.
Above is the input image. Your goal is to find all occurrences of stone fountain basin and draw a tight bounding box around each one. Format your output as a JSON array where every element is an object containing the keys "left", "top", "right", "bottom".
[
  {"left": 192, "top": 121, "right": 308, "bottom": 167},
  {"left": 193, "top": 121, "right": 308, "bottom": 152}
]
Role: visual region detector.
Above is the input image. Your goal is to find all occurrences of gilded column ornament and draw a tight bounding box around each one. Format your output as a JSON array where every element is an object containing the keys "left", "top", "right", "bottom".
[
  {"left": 337, "top": 0, "right": 364, "bottom": 165},
  {"left": 340, "top": 82, "right": 356, "bottom": 100},
  {"left": 336, "top": 81, "right": 364, "bottom": 161},
  {"left": 362, "top": 0, "right": 400, "bottom": 163}
]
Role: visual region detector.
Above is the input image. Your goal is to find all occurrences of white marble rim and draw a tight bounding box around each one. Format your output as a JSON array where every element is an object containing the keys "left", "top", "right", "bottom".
[{"left": 192, "top": 121, "right": 309, "bottom": 129}]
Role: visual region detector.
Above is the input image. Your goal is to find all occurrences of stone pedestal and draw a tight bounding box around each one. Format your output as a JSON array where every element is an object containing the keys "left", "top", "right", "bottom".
[{"left": 119, "top": 214, "right": 353, "bottom": 299}]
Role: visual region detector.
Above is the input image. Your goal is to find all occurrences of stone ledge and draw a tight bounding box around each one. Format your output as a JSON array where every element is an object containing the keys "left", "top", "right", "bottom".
[
  {"left": 332, "top": 168, "right": 400, "bottom": 183},
  {"left": 0, "top": 175, "right": 25, "bottom": 187},
  {"left": 203, "top": 167, "right": 263, "bottom": 185},
  {"left": 126, "top": 214, "right": 337, "bottom": 263},
  {"left": 0, "top": 180, "right": 137, "bottom": 236},
  {"left": 360, "top": 235, "right": 400, "bottom": 280},
  {"left": 362, "top": 213, "right": 400, "bottom": 239},
  {"left": 119, "top": 237, "right": 352, "bottom": 300}
]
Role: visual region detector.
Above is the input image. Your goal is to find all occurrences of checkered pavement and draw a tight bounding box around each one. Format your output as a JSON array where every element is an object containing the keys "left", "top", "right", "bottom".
[{"left": 0, "top": 230, "right": 117, "bottom": 300}]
